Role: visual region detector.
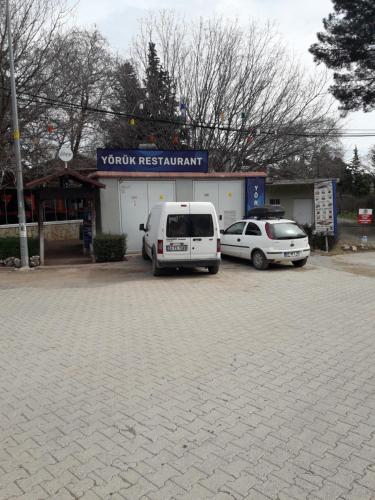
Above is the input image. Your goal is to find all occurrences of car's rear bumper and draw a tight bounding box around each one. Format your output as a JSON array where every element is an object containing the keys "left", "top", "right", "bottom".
[
  {"left": 266, "top": 248, "right": 310, "bottom": 261},
  {"left": 157, "top": 258, "right": 221, "bottom": 269}
]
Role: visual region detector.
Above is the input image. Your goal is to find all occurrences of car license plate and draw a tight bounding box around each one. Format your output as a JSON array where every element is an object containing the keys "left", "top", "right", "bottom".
[
  {"left": 284, "top": 251, "right": 300, "bottom": 257},
  {"left": 166, "top": 243, "right": 188, "bottom": 252}
]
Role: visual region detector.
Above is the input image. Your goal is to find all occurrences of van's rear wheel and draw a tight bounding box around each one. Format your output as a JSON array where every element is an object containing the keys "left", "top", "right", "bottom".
[
  {"left": 142, "top": 242, "right": 149, "bottom": 260},
  {"left": 152, "top": 252, "right": 161, "bottom": 276},
  {"left": 293, "top": 257, "right": 308, "bottom": 268},
  {"left": 252, "top": 250, "right": 269, "bottom": 270},
  {"left": 208, "top": 264, "right": 219, "bottom": 275}
]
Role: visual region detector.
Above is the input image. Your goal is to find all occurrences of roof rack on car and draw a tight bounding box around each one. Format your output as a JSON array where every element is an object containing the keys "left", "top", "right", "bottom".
[{"left": 246, "top": 205, "right": 285, "bottom": 220}]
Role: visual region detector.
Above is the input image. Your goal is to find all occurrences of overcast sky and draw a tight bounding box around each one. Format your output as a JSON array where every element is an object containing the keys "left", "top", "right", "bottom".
[{"left": 72, "top": 0, "right": 375, "bottom": 160}]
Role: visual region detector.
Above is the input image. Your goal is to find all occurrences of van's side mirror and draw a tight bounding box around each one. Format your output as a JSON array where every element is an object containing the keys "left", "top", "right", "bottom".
[
  {"left": 220, "top": 229, "right": 225, "bottom": 234},
  {"left": 139, "top": 223, "right": 145, "bottom": 231}
]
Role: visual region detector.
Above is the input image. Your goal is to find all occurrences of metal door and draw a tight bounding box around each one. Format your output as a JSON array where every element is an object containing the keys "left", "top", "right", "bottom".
[
  {"left": 193, "top": 182, "right": 219, "bottom": 210},
  {"left": 119, "top": 181, "right": 149, "bottom": 253},
  {"left": 219, "top": 181, "right": 244, "bottom": 230},
  {"left": 147, "top": 181, "right": 175, "bottom": 211},
  {"left": 293, "top": 199, "right": 313, "bottom": 226}
]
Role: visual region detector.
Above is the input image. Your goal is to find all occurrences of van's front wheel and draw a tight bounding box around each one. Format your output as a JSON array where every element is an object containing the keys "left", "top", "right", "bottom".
[
  {"left": 152, "top": 252, "right": 162, "bottom": 276},
  {"left": 208, "top": 264, "right": 219, "bottom": 275}
]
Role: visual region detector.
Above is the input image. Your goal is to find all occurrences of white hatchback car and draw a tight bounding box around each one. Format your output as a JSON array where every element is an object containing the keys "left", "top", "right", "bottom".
[{"left": 221, "top": 216, "right": 310, "bottom": 270}]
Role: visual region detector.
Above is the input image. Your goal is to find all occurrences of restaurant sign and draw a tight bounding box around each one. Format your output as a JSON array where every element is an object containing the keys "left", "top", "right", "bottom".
[{"left": 97, "top": 149, "right": 208, "bottom": 173}]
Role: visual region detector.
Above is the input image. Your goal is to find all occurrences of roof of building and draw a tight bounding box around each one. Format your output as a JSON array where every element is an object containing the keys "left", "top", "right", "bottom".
[
  {"left": 266, "top": 177, "right": 339, "bottom": 186},
  {"left": 26, "top": 167, "right": 105, "bottom": 189},
  {"left": 91, "top": 171, "right": 267, "bottom": 179}
]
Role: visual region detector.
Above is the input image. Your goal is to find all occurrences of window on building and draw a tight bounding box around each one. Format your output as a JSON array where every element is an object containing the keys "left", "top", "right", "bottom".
[{"left": 270, "top": 199, "right": 280, "bottom": 205}]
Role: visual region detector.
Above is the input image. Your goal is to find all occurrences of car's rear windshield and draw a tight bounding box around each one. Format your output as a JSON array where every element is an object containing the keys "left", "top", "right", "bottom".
[
  {"left": 166, "top": 214, "right": 214, "bottom": 238},
  {"left": 271, "top": 223, "right": 307, "bottom": 240}
]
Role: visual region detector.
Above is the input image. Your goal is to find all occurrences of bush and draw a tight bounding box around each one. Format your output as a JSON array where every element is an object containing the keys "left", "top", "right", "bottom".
[
  {"left": 93, "top": 233, "right": 126, "bottom": 262},
  {"left": 0, "top": 237, "right": 39, "bottom": 259}
]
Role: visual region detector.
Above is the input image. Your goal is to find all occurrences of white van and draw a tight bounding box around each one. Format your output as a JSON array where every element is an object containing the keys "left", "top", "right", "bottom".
[{"left": 139, "top": 202, "right": 221, "bottom": 276}]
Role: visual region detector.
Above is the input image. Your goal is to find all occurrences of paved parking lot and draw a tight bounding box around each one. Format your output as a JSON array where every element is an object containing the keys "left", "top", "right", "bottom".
[{"left": 1, "top": 255, "right": 375, "bottom": 499}]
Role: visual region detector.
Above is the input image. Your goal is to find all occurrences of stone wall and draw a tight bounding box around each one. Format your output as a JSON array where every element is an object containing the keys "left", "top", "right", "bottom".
[{"left": 0, "top": 220, "right": 82, "bottom": 240}]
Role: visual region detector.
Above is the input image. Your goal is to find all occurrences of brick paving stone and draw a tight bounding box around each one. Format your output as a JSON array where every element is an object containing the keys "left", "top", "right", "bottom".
[
  {"left": 199, "top": 470, "right": 234, "bottom": 493},
  {"left": 174, "top": 483, "right": 214, "bottom": 499},
  {"left": 1, "top": 257, "right": 375, "bottom": 499},
  {"left": 358, "top": 470, "right": 375, "bottom": 491},
  {"left": 172, "top": 466, "right": 208, "bottom": 491},
  {"left": 227, "top": 473, "right": 260, "bottom": 496},
  {"left": 342, "top": 485, "right": 375, "bottom": 500}
]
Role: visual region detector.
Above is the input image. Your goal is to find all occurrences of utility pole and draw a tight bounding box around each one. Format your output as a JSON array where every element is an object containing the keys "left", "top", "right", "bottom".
[{"left": 6, "top": 0, "right": 29, "bottom": 268}]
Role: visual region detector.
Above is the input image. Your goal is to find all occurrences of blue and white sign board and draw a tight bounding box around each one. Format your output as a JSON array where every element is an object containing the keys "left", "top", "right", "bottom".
[
  {"left": 314, "top": 179, "right": 337, "bottom": 237},
  {"left": 245, "top": 177, "right": 266, "bottom": 215},
  {"left": 97, "top": 149, "right": 208, "bottom": 173}
]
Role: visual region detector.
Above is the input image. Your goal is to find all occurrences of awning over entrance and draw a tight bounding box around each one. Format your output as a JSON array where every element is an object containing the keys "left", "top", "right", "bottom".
[{"left": 25, "top": 167, "right": 105, "bottom": 265}]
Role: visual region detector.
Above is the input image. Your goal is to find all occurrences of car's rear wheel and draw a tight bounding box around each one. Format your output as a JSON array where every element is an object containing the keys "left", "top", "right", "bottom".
[
  {"left": 292, "top": 257, "right": 308, "bottom": 268},
  {"left": 152, "top": 252, "right": 161, "bottom": 276},
  {"left": 252, "top": 249, "right": 269, "bottom": 270},
  {"left": 208, "top": 264, "right": 219, "bottom": 275}
]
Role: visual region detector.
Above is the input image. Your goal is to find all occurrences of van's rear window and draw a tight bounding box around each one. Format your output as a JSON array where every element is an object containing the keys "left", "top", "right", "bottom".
[
  {"left": 166, "top": 215, "right": 190, "bottom": 237},
  {"left": 166, "top": 214, "right": 214, "bottom": 238},
  {"left": 190, "top": 215, "right": 214, "bottom": 237}
]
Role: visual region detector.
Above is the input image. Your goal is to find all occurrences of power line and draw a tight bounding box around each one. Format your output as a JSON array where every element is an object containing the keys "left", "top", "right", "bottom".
[{"left": 2, "top": 85, "right": 375, "bottom": 138}]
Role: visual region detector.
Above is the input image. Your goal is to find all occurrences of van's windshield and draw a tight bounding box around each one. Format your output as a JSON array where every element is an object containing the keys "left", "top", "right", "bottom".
[{"left": 166, "top": 214, "right": 214, "bottom": 238}]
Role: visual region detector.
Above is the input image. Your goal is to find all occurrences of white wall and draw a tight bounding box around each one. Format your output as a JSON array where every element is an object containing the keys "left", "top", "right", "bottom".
[
  {"left": 266, "top": 184, "right": 314, "bottom": 224},
  {"left": 100, "top": 178, "right": 121, "bottom": 234}
]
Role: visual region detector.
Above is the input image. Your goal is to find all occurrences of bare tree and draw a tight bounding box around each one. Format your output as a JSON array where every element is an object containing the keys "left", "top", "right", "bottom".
[
  {"left": 39, "top": 28, "right": 115, "bottom": 159},
  {"left": 0, "top": 0, "right": 71, "bottom": 185},
  {"left": 132, "top": 13, "right": 340, "bottom": 172}
]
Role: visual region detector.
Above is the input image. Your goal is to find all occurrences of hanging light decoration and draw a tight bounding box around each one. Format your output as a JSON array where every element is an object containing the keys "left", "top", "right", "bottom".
[
  {"left": 128, "top": 118, "right": 136, "bottom": 126},
  {"left": 47, "top": 123, "right": 54, "bottom": 134}
]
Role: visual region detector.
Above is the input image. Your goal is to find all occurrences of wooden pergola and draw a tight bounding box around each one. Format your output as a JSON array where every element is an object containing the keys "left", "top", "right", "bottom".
[{"left": 25, "top": 167, "right": 105, "bottom": 265}]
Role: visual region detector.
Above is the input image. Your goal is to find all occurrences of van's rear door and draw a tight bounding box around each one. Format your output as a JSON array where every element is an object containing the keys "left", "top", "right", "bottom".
[
  {"left": 189, "top": 204, "right": 217, "bottom": 260},
  {"left": 164, "top": 204, "right": 191, "bottom": 261}
]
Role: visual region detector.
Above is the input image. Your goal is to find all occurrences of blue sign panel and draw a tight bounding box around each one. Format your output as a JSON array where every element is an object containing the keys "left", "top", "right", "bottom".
[
  {"left": 97, "top": 149, "right": 208, "bottom": 173},
  {"left": 245, "top": 177, "right": 265, "bottom": 215}
]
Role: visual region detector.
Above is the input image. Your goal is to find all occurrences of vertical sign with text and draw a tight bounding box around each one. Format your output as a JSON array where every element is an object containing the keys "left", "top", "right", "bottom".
[
  {"left": 314, "top": 180, "right": 337, "bottom": 236},
  {"left": 245, "top": 177, "right": 266, "bottom": 216}
]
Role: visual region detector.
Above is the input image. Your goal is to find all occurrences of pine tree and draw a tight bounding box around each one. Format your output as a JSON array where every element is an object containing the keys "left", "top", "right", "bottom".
[
  {"left": 143, "top": 43, "right": 180, "bottom": 149},
  {"left": 104, "top": 62, "right": 145, "bottom": 148},
  {"left": 309, "top": 0, "right": 375, "bottom": 112},
  {"left": 369, "top": 144, "right": 375, "bottom": 172},
  {"left": 346, "top": 146, "right": 372, "bottom": 196}
]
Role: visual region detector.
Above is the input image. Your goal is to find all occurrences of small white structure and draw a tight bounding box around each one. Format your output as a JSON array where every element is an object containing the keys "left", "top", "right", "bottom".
[
  {"left": 265, "top": 178, "right": 338, "bottom": 231},
  {"left": 96, "top": 172, "right": 266, "bottom": 253}
]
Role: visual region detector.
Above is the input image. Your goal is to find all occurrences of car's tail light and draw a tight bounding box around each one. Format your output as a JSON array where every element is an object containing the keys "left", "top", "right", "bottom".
[
  {"left": 265, "top": 222, "right": 274, "bottom": 239},
  {"left": 217, "top": 239, "right": 221, "bottom": 253},
  {"left": 157, "top": 240, "right": 163, "bottom": 254}
]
